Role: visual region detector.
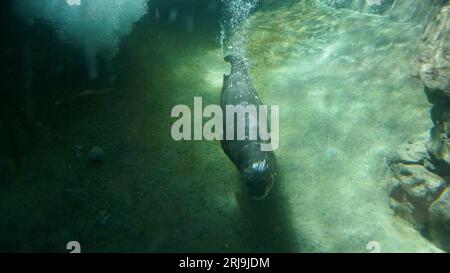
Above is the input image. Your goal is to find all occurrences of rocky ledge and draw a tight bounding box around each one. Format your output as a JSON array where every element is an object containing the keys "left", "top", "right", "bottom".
[{"left": 389, "top": 4, "right": 450, "bottom": 252}]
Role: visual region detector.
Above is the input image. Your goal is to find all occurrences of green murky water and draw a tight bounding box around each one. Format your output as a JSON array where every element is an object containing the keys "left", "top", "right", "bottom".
[{"left": 0, "top": 0, "right": 443, "bottom": 252}]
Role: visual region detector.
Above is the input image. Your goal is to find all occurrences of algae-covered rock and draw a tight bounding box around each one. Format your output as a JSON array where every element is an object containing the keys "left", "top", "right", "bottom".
[
  {"left": 388, "top": 161, "right": 446, "bottom": 231},
  {"left": 427, "top": 101, "right": 450, "bottom": 165},
  {"left": 88, "top": 146, "right": 105, "bottom": 163},
  {"left": 418, "top": 5, "right": 450, "bottom": 166},
  {"left": 386, "top": 134, "right": 431, "bottom": 166},
  {"left": 418, "top": 6, "right": 450, "bottom": 97},
  {"left": 428, "top": 188, "right": 450, "bottom": 251},
  {"left": 388, "top": 2, "right": 450, "bottom": 252},
  {"left": 391, "top": 164, "right": 446, "bottom": 209}
]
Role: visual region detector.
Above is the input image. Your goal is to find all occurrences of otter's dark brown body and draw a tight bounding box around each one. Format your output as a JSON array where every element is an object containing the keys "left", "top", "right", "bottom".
[{"left": 220, "top": 55, "right": 277, "bottom": 199}]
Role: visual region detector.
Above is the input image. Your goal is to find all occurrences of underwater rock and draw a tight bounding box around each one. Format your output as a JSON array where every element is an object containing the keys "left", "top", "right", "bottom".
[
  {"left": 389, "top": 188, "right": 427, "bottom": 230},
  {"left": 388, "top": 142, "right": 449, "bottom": 249},
  {"left": 389, "top": 2, "right": 450, "bottom": 251},
  {"left": 388, "top": 158, "right": 446, "bottom": 233},
  {"left": 391, "top": 164, "right": 446, "bottom": 209},
  {"left": 428, "top": 187, "right": 450, "bottom": 251},
  {"left": 388, "top": 160, "right": 449, "bottom": 239},
  {"left": 418, "top": 4, "right": 450, "bottom": 166},
  {"left": 88, "top": 146, "right": 105, "bottom": 163},
  {"left": 427, "top": 99, "right": 450, "bottom": 165},
  {"left": 387, "top": 134, "right": 431, "bottom": 166},
  {"left": 418, "top": 5, "right": 450, "bottom": 97}
]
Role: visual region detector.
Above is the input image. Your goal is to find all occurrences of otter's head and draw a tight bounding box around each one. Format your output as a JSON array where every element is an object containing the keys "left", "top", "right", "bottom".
[{"left": 243, "top": 158, "right": 276, "bottom": 200}]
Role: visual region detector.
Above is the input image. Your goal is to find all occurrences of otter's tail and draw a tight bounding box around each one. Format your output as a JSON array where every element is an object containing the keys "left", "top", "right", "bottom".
[
  {"left": 224, "top": 55, "right": 237, "bottom": 64},
  {"left": 224, "top": 55, "right": 248, "bottom": 75}
]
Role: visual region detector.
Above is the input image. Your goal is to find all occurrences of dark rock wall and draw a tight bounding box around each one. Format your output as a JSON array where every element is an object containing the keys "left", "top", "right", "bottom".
[
  {"left": 389, "top": 4, "right": 450, "bottom": 252},
  {"left": 421, "top": 6, "right": 450, "bottom": 169}
]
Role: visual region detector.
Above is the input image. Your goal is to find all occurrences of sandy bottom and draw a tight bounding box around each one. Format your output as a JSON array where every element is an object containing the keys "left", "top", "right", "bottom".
[{"left": 0, "top": 2, "right": 443, "bottom": 252}]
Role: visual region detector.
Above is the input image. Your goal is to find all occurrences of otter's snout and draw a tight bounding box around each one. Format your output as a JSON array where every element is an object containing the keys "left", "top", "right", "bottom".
[{"left": 244, "top": 160, "right": 276, "bottom": 200}]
